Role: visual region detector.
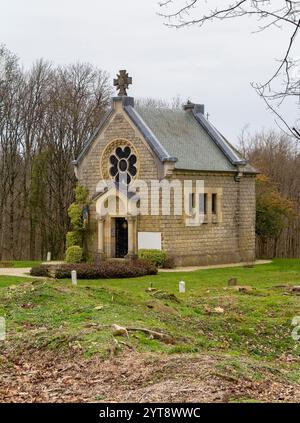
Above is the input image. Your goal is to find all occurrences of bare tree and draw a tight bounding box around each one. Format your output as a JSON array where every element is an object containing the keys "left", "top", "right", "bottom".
[
  {"left": 159, "top": 1, "right": 300, "bottom": 139},
  {"left": 239, "top": 129, "right": 300, "bottom": 258},
  {"left": 135, "top": 95, "right": 183, "bottom": 109},
  {"left": 0, "top": 45, "right": 112, "bottom": 260},
  {"left": 41, "top": 63, "right": 111, "bottom": 258},
  {"left": 0, "top": 46, "right": 24, "bottom": 259}
]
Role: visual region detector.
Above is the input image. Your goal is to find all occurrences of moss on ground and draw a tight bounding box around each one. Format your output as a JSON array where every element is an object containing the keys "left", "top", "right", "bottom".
[{"left": 0, "top": 259, "right": 300, "bottom": 392}]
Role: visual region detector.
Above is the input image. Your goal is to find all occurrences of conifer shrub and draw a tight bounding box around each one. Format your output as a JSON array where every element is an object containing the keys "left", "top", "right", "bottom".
[
  {"left": 66, "top": 231, "right": 82, "bottom": 249},
  {"left": 65, "top": 246, "right": 83, "bottom": 263}
]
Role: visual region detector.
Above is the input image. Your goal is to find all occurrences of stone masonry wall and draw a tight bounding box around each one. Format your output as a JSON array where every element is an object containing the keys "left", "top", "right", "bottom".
[
  {"left": 151, "top": 171, "right": 256, "bottom": 266},
  {"left": 77, "top": 106, "right": 159, "bottom": 258},
  {"left": 76, "top": 102, "right": 256, "bottom": 265}
]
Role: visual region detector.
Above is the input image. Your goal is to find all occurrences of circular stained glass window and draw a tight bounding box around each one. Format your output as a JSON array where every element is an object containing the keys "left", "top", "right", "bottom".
[{"left": 109, "top": 146, "right": 137, "bottom": 184}]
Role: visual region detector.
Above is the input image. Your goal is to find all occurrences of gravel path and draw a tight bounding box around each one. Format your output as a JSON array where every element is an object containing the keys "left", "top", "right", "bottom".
[
  {"left": 159, "top": 260, "right": 271, "bottom": 272},
  {"left": 0, "top": 268, "right": 33, "bottom": 278}
]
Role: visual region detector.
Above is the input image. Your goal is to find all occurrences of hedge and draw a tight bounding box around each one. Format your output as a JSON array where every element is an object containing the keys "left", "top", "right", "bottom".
[
  {"left": 30, "top": 265, "right": 50, "bottom": 277},
  {"left": 30, "top": 259, "right": 157, "bottom": 279}
]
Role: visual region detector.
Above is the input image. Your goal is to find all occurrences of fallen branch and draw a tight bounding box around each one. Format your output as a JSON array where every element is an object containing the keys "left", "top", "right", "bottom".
[{"left": 127, "top": 327, "right": 176, "bottom": 344}]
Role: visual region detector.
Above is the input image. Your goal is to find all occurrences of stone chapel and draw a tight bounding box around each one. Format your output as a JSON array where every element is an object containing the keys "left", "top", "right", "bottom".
[{"left": 73, "top": 70, "right": 257, "bottom": 266}]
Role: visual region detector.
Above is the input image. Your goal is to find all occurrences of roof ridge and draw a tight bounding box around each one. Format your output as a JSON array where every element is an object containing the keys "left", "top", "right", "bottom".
[
  {"left": 192, "top": 110, "right": 247, "bottom": 166},
  {"left": 135, "top": 105, "right": 181, "bottom": 112}
]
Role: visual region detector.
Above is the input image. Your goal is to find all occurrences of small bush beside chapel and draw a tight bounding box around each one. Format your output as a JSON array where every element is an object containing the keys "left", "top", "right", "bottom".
[
  {"left": 138, "top": 249, "right": 167, "bottom": 267},
  {"left": 65, "top": 185, "right": 89, "bottom": 263}
]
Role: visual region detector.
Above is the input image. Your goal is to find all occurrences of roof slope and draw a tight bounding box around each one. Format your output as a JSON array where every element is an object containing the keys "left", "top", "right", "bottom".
[
  {"left": 134, "top": 106, "right": 244, "bottom": 172},
  {"left": 74, "top": 96, "right": 256, "bottom": 174}
]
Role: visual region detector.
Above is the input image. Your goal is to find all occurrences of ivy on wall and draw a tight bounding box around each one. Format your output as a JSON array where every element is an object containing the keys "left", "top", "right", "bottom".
[{"left": 65, "top": 184, "right": 90, "bottom": 263}]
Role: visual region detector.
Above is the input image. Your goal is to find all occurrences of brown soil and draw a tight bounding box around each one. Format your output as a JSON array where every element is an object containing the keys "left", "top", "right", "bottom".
[{"left": 0, "top": 350, "right": 299, "bottom": 403}]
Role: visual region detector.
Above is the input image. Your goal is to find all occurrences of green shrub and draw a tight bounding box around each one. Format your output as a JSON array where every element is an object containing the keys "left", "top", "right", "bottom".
[
  {"left": 65, "top": 184, "right": 90, "bottom": 261},
  {"left": 75, "top": 184, "right": 89, "bottom": 205},
  {"left": 138, "top": 249, "right": 167, "bottom": 267},
  {"left": 55, "top": 259, "right": 157, "bottom": 279},
  {"left": 65, "top": 246, "right": 83, "bottom": 263},
  {"left": 162, "top": 256, "right": 176, "bottom": 269},
  {"left": 67, "top": 203, "right": 82, "bottom": 229},
  {"left": 30, "top": 265, "right": 50, "bottom": 277},
  {"left": 66, "top": 231, "right": 82, "bottom": 249}
]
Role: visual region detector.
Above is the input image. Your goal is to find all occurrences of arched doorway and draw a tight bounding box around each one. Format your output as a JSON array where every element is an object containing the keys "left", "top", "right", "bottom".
[{"left": 115, "top": 217, "right": 128, "bottom": 258}]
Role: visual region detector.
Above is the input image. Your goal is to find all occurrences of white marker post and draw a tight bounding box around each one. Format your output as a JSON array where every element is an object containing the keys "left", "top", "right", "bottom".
[
  {"left": 71, "top": 270, "right": 77, "bottom": 286},
  {"left": 0, "top": 317, "right": 5, "bottom": 341},
  {"left": 46, "top": 252, "right": 51, "bottom": 262},
  {"left": 179, "top": 281, "right": 186, "bottom": 293}
]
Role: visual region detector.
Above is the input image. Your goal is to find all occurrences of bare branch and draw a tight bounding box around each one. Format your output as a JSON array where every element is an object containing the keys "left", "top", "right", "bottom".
[{"left": 158, "top": 0, "right": 300, "bottom": 138}]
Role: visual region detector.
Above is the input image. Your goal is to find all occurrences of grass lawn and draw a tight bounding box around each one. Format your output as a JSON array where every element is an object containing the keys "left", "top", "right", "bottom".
[
  {"left": 0, "top": 275, "right": 37, "bottom": 288},
  {"left": 1, "top": 258, "right": 300, "bottom": 402},
  {"left": 0, "top": 260, "right": 42, "bottom": 268}
]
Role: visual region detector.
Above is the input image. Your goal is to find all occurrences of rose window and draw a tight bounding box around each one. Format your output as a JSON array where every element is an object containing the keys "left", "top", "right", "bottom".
[{"left": 109, "top": 146, "right": 137, "bottom": 184}]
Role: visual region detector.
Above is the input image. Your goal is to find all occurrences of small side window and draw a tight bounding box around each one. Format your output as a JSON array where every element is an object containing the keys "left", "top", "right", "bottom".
[
  {"left": 212, "top": 193, "right": 217, "bottom": 214},
  {"left": 199, "top": 193, "right": 207, "bottom": 214},
  {"left": 189, "top": 193, "right": 195, "bottom": 213}
]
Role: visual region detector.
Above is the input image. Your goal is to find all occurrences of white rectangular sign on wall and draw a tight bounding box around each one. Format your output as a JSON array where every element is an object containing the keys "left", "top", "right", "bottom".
[{"left": 138, "top": 232, "right": 162, "bottom": 250}]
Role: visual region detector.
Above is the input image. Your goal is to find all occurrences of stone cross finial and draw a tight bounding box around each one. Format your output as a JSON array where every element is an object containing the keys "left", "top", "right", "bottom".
[{"left": 113, "top": 70, "right": 132, "bottom": 96}]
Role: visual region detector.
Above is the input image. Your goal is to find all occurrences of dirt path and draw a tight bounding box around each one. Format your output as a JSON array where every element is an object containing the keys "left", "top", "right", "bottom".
[{"left": 0, "top": 350, "right": 299, "bottom": 403}]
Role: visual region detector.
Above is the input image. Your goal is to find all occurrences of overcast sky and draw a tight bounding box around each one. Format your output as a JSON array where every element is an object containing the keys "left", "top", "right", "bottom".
[{"left": 1, "top": 0, "right": 298, "bottom": 144}]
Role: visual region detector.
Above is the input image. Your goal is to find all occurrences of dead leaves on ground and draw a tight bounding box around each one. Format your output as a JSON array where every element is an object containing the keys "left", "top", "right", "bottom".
[{"left": 1, "top": 350, "right": 300, "bottom": 403}]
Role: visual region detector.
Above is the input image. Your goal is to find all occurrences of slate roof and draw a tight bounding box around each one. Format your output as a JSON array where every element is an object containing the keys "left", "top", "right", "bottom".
[
  {"left": 74, "top": 96, "right": 256, "bottom": 174},
  {"left": 133, "top": 106, "right": 241, "bottom": 172}
]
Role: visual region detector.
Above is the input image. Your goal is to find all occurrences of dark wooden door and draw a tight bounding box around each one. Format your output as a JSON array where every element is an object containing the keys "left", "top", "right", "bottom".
[{"left": 115, "top": 218, "right": 128, "bottom": 258}]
